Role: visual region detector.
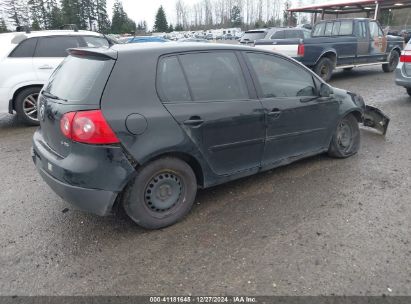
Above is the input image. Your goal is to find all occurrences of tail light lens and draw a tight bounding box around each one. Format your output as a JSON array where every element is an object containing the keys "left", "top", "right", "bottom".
[
  {"left": 400, "top": 50, "right": 411, "bottom": 63},
  {"left": 297, "top": 43, "right": 305, "bottom": 57},
  {"left": 60, "top": 110, "right": 120, "bottom": 144}
]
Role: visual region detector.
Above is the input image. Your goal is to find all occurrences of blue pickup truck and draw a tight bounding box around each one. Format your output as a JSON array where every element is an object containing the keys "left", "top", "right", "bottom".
[{"left": 254, "top": 18, "right": 404, "bottom": 81}]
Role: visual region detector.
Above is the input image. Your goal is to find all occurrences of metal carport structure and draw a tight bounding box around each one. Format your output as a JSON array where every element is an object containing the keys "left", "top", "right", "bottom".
[{"left": 288, "top": 0, "right": 411, "bottom": 23}]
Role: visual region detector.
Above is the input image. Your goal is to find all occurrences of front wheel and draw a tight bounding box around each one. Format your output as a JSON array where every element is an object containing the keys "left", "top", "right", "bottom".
[
  {"left": 407, "top": 88, "right": 411, "bottom": 97},
  {"left": 382, "top": 51, "right": 400, "bottom": 73},
  {"left": 123, "top": 157, "right": 197, "bottom": 229},
  {"left": 314, "top": 57, "right": 334, "bottom": 82},
  {"left": 328, "top": 114, "right": 360, "bottom": 158}
]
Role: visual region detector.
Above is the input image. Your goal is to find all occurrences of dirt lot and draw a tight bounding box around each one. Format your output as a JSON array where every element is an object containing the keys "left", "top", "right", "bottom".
[{"left": 0, "top": 66, "right": 410, "bottom": 296}]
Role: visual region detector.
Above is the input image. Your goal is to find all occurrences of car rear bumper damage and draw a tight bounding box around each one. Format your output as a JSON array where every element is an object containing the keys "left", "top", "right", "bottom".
[
  {"left": 34, "top": 157, "right": 117, "bottom": 216},
  {"left": 363, "top": 105, "right": 390, "bottom": 135},
  {"left": 32, "top": 129, "right": 135, "bottom": 216}
]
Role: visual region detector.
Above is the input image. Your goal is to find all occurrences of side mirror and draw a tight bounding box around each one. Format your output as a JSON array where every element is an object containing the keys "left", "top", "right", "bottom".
[{"left": 320, "top": 83, "right": 333, "bottom": 97}]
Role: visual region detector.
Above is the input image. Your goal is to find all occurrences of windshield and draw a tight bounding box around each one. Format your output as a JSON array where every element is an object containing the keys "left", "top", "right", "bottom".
[{"left": 44, "top": 55, "right": 114, "bottom": 104}]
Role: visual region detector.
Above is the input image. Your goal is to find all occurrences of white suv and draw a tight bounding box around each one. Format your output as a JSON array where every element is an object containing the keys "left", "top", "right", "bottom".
[{"left": 0, "top": 29, "right": 111, "bottom": 125}]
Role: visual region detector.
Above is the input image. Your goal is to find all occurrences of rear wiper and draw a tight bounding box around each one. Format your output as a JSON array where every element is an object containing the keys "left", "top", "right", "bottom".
[{"left": 42, "top": 90, "right": 68, "bottom": 102}]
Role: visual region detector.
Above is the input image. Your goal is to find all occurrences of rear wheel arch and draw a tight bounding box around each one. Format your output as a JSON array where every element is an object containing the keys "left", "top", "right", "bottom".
[
  {"left": 12, "top": 84, "right": 43, "bottom": 110},
  {"left": 317, "top": 51, "right": 337, "bottom": 66},
  {"left": 143, "top": 152, "right": 205, "bottom": 188}
]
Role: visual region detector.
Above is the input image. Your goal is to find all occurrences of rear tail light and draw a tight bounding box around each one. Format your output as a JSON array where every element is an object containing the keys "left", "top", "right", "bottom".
[
  {"left": 400, "top": 50, "right": 411, "bottom": 63},
  {"left": 297, "top": 43, "right": 305, "bottom": 57},
  {"left": 60, "top": 110, "right": 120, "bottom": 144}
]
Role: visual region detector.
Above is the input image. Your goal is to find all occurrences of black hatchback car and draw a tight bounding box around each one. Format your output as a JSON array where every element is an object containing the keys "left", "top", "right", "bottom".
[{"left": 32, "top": 43, "right": 389, "bottom": 229}]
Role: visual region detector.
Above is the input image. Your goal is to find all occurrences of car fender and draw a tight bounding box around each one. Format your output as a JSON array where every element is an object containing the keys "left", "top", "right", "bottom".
[
  {"left": 9, "top": 80, "right": 45, "bottom": 101},
  {"left": 314, "top": 49, "right": 337, "bottom": 66}
]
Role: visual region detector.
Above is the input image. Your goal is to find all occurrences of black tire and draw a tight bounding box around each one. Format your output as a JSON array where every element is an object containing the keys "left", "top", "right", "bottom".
[
  {"left": 328, "top": 114, "right": 360, "bottom": 158},
  {"left": 314, "top": 57, "right": 334, "bottom": 82},
  {"left": 122, "top": 157, "right": 197, "bottom": 229},
  {"left": 15, "top": 87, "right": 41, "bottom": 126},
  {"left": 343, "top": 67, "right": 353, "bottom": 72},
  {"left": 382, "top": 51, "right": 400, "bottom": 73},
  {"left": 406, "top": 88, "right": 411, "bottom": 97}
]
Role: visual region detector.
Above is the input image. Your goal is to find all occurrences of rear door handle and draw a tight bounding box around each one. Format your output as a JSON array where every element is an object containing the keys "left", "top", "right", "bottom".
[
  {"left": 267, "top": 108, "right": 281, "bottom": 119},
  {"left": 183, "top": 116, "right": 204, "bottom": 127},
  {"left": 38, "top": 65, "right": 53, "bottom": 70}
]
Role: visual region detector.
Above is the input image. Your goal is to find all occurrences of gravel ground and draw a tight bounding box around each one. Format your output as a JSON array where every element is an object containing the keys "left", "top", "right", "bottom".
[{"left": 0, "top": 66, "right": 410, "bottom": 296}]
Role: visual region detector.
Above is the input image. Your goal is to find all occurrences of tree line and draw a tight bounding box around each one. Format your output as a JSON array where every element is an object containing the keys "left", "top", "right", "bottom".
[
  {"left": 168, "top": 0, "right": 292, "bottom": 32},
  {"left": 0, "top": 0, "right": 301, "bottom": 35},
  {"left": 0, "top": 0, "right": 136, "bottom": 33}
]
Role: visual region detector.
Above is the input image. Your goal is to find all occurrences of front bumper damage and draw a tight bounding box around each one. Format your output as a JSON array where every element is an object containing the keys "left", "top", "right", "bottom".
[{"left": 363, "top": 105, "right": 390, "bottom": 135}]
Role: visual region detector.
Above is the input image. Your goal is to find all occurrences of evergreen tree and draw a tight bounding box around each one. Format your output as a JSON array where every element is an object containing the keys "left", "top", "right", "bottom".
[
  {"left": 175, "top": 23, "right": 183, "bottom": 31},
  {"left": 154, "top": 5, "right": 167, "bottom": 32},
  {"left": 3, "top": 0, "right": 29, "bottom": 27},
  {"left": 61, "top": 0, "right": 81, "bottom": 28},
  {"left": 95, "top": 0, "right": 110, "bottom": 33},
  {"left": 0, "top": 17, "right": 9, "bottom": 32},
  {"left": 111, "top": 0, "right": 135, "bottom": 34},
  {"left": 48, "top": 4, "right": 62, "bottom": 29},
  {"left": 168, "top": 24, "right": 174, "bottom": 33},
  {"left": 230, "top": 6, "right": 241, "bottom": 27}
]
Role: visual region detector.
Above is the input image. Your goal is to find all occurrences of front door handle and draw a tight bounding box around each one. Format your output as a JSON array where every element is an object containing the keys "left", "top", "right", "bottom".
[
  {"left": 267, "top": 108, "right": 281, "bottom": 119},
  {"left": 183, "top": 116, "right": 204, "bottom": 127},
  {"left": 38, "top": 65, "right": 54, "bottom": 70}
]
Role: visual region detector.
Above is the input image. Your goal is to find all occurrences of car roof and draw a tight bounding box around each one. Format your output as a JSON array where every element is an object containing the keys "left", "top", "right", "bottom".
[
  {"left": 1, "top": 30, "right": 102, "bottom": 41},
  {"left": 110, "top": 42, "right": 254, "bottom": 56}
]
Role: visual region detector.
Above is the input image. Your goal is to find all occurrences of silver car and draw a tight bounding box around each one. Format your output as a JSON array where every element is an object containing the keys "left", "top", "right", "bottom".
[{"left": 395, "top": 41, "right": 411, "bottom": 96}]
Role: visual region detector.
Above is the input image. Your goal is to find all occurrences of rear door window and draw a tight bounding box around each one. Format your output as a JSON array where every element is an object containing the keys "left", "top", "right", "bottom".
[
  {"left": 9, "top": 38, "right": 38, "bottom": 57},
  {"left": 157, "top": 56, "right": 191, "bottom": 102},
  {"left": 44, "top": 55, "right": 114, "bottom": 104},
  {"left": 34, "top": 36, "right": 81, "bottom": 57},
  {"left": 179, "top": 52, "right": 249, "bottom": 101}
]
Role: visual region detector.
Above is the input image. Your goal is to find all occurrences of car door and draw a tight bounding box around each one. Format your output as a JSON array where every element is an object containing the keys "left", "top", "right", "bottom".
[
  {"left": 243, "top": 51, "right": 339, "bottom": 167},
  {"left": 356, "top": 20, "right": 370, "bottom": 64},
  {"left": 2, "top": 37, "right": 37, "bottom": 88},
  {"left": 33, "top": 36, "right": 82, "bottom": 82},
  {"left": 369, "top": 20, "right": 387, "bottom": 62},
  {"left": 158, "top": 52, "right": 266, "bottom": 176}
]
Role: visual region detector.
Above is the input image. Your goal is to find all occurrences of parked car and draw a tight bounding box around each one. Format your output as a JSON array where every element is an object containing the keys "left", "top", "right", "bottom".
[
  {"left": 395, "top": 40, "right": 411, "bottom": 96},
  {"left": 32, "top": 43, "right": 389, "bottom": 229},
  {"left": 0, "top": 29, "right": 111, "bottom": 125},
  {"left": 239, "top": 29, "right": 268, "bottom": 45},
  {"left": 255, "top": 27, "right": 311, "bottom": 57},
  {"left": 223, "top": 33, "right": 234, "bottom": 40},
  {"left": 127, "top": 36, "right": 169, "bottom": 43},
  {"left": 254, "top": 18, "right": 403, "bottom": 81}
]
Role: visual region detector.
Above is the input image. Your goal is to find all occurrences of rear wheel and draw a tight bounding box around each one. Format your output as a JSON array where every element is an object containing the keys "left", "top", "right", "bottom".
[
  {"left": 123, "top": 157, "right": 197, "bottom": 229},
  {"left": 407, "top": 88, "right": 411, "bottom": 97},
  {"left": 15, "top": 87, "right": 41, "bottom": 126},
  {"left": 382, "top": 51, "right": 400, "bottom": 73},
  {"left": 314, "top": 57, "right": 334, "bottom": 82},
  {"left": 328, "top": 114, "right": 360, "bottom": 158}
]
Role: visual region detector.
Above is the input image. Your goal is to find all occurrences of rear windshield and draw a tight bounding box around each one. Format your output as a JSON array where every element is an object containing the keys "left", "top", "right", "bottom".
[
  {"left": 44, "top": 55, "right": 114, "bottom": 104},
  {"left": 242, "top": 31, "right": 266, "bottom": 41}
]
